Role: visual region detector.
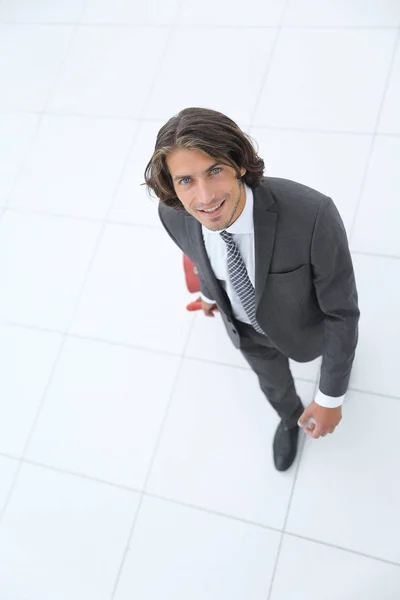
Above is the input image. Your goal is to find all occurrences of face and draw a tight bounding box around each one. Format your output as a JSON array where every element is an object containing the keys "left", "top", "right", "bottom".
[{"left": 166, "top": 147, "right": 246, "bottom": 231}]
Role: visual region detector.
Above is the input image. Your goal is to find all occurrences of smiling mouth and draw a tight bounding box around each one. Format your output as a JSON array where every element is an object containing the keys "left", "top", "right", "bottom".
[{"left": 199, "top": 199, "right": 225, "bottom": 214}]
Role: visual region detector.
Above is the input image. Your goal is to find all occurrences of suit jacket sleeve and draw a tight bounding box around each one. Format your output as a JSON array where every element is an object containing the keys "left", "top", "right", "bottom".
[
  {"left": 311, "top": 197, "right": 360, "bottom": 397},
  {"left": 158, "top": 203, "right": 214, "bottom": 301}
]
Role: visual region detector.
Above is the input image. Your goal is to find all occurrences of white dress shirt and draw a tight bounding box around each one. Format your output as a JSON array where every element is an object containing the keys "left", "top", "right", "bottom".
[{"left": 200, "top": 184, "right": 344, "bottom": 409}]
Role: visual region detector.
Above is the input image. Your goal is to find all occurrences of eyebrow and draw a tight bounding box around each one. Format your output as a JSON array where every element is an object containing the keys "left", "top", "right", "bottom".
[{"left": 172, "top": 162, "right": 220, "bottom": 182}]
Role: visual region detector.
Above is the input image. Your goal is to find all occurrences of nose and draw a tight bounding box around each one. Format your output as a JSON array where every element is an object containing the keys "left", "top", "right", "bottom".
[{"left": 196, "top": 178, "right": 215, "bottom": 208}]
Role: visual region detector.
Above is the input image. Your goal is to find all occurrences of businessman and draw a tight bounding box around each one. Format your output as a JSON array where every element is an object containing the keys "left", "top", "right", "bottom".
[{"left": 144, "top": 107, "right": 360, "bottom": 471}]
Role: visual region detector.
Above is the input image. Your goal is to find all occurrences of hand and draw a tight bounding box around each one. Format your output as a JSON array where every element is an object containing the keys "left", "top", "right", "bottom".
[
  {"left": 201, "top": 298, "right": 219, "bottom": 317},
  {"left": 298, "top": 401, "right": 342, "bottom": 439}
]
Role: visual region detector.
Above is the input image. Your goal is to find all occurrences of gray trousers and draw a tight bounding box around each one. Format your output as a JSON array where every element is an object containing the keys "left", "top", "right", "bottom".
[{"left": 234, "top": 319, "right": 305, "bottom": 429}]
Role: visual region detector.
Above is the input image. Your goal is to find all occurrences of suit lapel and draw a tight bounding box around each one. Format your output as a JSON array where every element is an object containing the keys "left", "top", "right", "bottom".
[
  {"left": 253, "top": 183, "right": 277, "bottom": 308},
  {"left": 185, "top": 215, "right": 232, "bottom": 315}
]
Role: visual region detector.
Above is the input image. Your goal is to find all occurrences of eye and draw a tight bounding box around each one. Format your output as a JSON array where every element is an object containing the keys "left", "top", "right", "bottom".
[
  {"left": 179, "top": 177, "right": 191, "bottom": 185},
  {"left": 211, "top": 167, "right": 222, "bottom": 175}
]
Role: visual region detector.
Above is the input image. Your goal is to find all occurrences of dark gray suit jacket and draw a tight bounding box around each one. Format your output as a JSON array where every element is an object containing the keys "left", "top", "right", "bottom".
[{"left": 158, "top": 177, "right": 360, "bottom": 397}]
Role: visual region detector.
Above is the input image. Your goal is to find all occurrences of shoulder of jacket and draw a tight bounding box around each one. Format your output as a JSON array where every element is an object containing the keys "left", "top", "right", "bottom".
[
  {"left": 158, "top": 201, "right": 187, "bottom": 225},
  {"left": 263, "top": 177, "right": 329, "bottom": 203},
  {"left": 261, "top": 177, "right": 331, "bottom": 216}
]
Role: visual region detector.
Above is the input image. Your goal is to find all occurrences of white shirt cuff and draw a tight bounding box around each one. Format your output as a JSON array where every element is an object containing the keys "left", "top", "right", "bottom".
[
  {"left": 315, "top": 390, "right": 345, "bottom": 408},
  {"left": 200, "top": 292, "right": 216, "bottom": 304}
]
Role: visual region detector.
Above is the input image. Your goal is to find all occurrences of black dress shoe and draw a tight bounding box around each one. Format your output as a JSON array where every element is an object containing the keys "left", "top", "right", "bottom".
[{"left": 273, "top": 421, "right": 300, "bottom": 472}]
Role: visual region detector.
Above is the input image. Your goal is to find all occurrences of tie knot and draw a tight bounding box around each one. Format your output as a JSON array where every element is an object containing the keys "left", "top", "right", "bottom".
[{"left": 219, "top": 230, "right": 233, "bottom": 243}]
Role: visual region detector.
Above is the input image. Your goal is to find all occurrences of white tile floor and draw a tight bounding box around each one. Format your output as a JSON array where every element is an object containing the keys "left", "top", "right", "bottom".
[{"left": 0, "top": 1, "right": 399, "bottom": 598}]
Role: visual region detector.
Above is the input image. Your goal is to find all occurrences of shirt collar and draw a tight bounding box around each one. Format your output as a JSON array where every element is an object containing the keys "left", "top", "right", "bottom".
[
  {"left": 225, "top": 184, "right": 253, "bottom": 234},
  {"left": 203, "top": 184, "right": 254, "bottom": 236}
]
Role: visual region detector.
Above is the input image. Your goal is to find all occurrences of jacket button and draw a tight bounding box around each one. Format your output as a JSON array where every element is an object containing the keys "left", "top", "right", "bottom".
[
  {"left": 232, "top": 328, "right": 237, "bottom": 334},
  {"left": 227, "top": 318, "right": 232, "bottom": 323}
]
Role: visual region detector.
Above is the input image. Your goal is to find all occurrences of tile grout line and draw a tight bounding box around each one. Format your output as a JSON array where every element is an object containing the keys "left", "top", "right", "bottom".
[
  {"left": 348, "top": 27, "right": 400, "bottom": 242},
  {"left": 350, "top": 249, "right": 400, "bottom": 260},
  {"left": 1, "top": 316, "right": 400, "bottom": 401},
  {"left": 3, "top": 107, "right": 400, "bottom": 136},
  {"left": 252, "top": 28, "right": 400, "bottom": 599},
  {"left": 285, "top": 530, "right": 400, "bottom": 569},
  {"left": 109, "top": 311, "right": 198, "bottom": 597},
  {"left": 56, "top": 9, "right": 181, "bottom": 339},
  {"left": 262, "top": 4, "right": 317, "bottom": 588},
  {"left": 0, "top": 16, "right": 170, "bottom": 222},
  {"left": 0, "top": 0, "right": 94, "bottom": 527},
  {"left": 0, "top": 1, "right": 182, "bottom": 505},
  {"left": 1, "top": 206, "right": 400, "bottom": 262},
  {"left": 110, "top": 255, "right": 195, "bottom": 600},
  {"left": 0, "top": 338, "right": 72, "bottom": 528},
  {"left": 0, "top": 21, "right": 399, "bottom": 30},
  {"left": 248, "top": 1, "right": 289, "bottom": 130},
  {"left": 0, "top": 1, "right": 184, "bottom": 585},
  {"left": 0, "top": 450, "right": 281, "bottom": 537},
  {"left": 1, "top": 447, "right": 399, "bottom": 572},
  {"left": 246, "top": 125, "right": 398, "bottom": 136},
  {"left": 1, "top": 205, "right": 160, "bottom": 225},
  {"left": 108, "top": 6, "right": 190, "bottom": 598},
  {"left": 2, "top": 201, "right": 400, "bottom": 263},
  {"left": 0, "top": 109, "right": 165, "bottom": 122},
  {"left": 0, "top": 21, "right": 173, "bottom": 28},
  {"left": 0, "top": 4, "right": 90, "bottom": 220},
  {"left": 266, "top": 377, "right": 319, "bottom": 599},
  {"left": 1, "top": 203, "right": 400, "bottom": 263}
]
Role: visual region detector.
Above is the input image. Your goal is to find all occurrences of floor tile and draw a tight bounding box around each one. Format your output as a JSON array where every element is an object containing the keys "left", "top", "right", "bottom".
[
  {"left": 0, "top": 0, "right": 87, "bottom": 23},
  {"left": 350, "top": 254, "right": 400, "bottom": 399},
  {"left": 48, "top": 26, "right": 169, "bottom": 117},
  {"left": 144, "top": 27, "right": 276, "bottom": 127},
  {"left": 108, "top": 120, "right": 164, "bottom": 227},
  {"left": 271, "top": 534, "right": 400, "bottom": 600},
  {"left": 9, "top": 115, "right": 137, "bottom": 219},
  {"left": 82, "top": 0, "right": 180, "bottom": 25},
  {"left": 0, "top": 113, "right": 39, "bottom": 206},
  {"left": 0, "top": 24, "right": 74, "bottom": 111},
  {"left": 351, "top": 136, "right": 400, "bottom": 256},
  {"left": 287, "top": 390, "right": 400, "bottom": 563},
  {"left": 69, "top": 222, "right": 194, "bottom": 354},
  {"left": 0, "top": 210, "right": 101, "bottom": 330},
  {"left": 178, "top": 0, "right": 286, "bottom": 26},
  {"left": 26, "top": 337, "right": 181, "bottom": 488},
  {"left": 283, "top": 0, "right": 400, "bottom": 27},
  {"left": 114, "top": 495, "right": 280, "bottom": 600},
  {"left": 0, "top": 456, "right": 19, "bottom": 512},
  {"left": 289, "top": 358, "right": 320, "bottom": 385},
  {"left": 185, "top": 311, "right": 251, "bottom": 368},
  {"left": 0, "top": 462, "right": 140, "bottom": 600},
  {"left": 146, "top": 358, "right": 315, "bottom": 528},
  {"left": 250, "top": 128, "right": 372, "bottom": 232},
  {"left": 378, "top": 43, "right": 400, "bottom": 133},
  {"left": 253, "top": 29, "right": 397, "bottom": 132},
  {"left": 0, "top": 323, "right": 63, "bottom": 457}
]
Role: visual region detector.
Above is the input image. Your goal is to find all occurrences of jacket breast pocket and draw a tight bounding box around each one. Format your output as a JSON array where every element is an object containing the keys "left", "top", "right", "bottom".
[
  {"left": 267, "top": 263, "right": 310, "bottom": 281},
  {"left": 264, "top": 264, "right": 315, "bottom": 318}
]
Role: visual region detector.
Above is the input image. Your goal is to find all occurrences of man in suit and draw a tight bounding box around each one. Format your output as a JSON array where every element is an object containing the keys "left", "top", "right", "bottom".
[{"left": 144, "top": 107, "right": 360, "bottom": 472}]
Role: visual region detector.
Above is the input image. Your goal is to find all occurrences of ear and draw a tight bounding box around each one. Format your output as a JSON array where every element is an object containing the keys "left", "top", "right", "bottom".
[{"left": 239, "top": 167, "right": 246, "bottom": 178}]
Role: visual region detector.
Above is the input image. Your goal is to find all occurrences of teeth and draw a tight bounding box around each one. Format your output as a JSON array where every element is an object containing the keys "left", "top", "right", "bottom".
[{"left": 203, "top": 201, "right": 223, "bottom": 213}]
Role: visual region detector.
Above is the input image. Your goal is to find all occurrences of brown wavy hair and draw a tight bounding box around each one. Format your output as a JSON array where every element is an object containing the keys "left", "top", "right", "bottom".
[{"left": 144, "top": 107, "right": 265, "bottom": 209}]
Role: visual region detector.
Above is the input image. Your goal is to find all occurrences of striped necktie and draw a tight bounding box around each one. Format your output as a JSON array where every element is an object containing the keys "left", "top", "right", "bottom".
[{"left": 219, "top": 230, "right": 265, "bottom": 334}]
